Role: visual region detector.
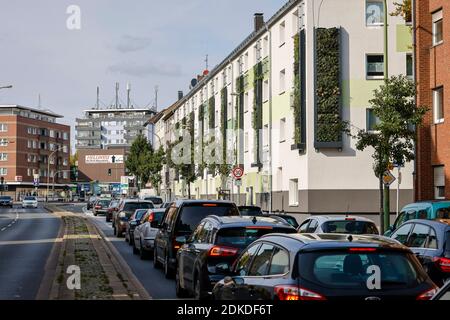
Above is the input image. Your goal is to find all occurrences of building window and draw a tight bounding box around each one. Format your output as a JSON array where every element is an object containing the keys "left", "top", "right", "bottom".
[
  {"left": 433, "top": 87, "right": 444, "bottom": 124},
  {"left": 289, "top": 179, "right": 299, "bottom": 206},
  {"left": 244, "top": 52, "right": 249, "bottom": 71},
  {"left": 263, "top": 80, "right": 269, "bottom": 102},
  {"left": 277, "top": 167, "right": 283, "bottom": 191},
  {"left": 0, "top": 168, "right": 7, "bottom": 176},
  {"left": 244, "top": 132, "right": 249, "bottom": 153},
  {"left": 366, "top": 54, "right": 384, "bottom": 79},
  {"left": 244, "top": 93, "right": 249, "bottom": 113},
  {"left": 63, "top": 145, "right": 68, "bottom": 153},
  {"left": 0, "top": 139, "right": 8, "bottom": 147},
  {"left": 0, "top": 153, "right": 7, "bottom": 161},
  {"left": 279, "top": 69, "right": 286, "bottom": 94},
  {"left": 27, "top": 168, "right": 31, "bottom": 177},
  {"left": 263, "top": 124, "right": 269, "bottom": 147},
  {"left": 406, "top": 53, "right": 413, "bottom": 78},
  {"left": 366, "top": 0, "right": 384, "bottom": 26},
  {"left": 279, "top": 21, "right": 286, "bottom": 46},
  {"left": 433, "top": 10, "right": 443, "bottom": 46},
  {"left": 292, "top": 10, "right": 299, "bottom": 35},
  {"left": 434, "top": 166, "right": 445, "bottom": 199},
  {"left": 367, "top": 109, "right": 381, "bottom": 131},
  {"left": 0, "top": 124, "right": 8, "bottom": 132},
  {"left": 280, "top": 118, "right": 286, "bottom": 142},
  {"left": 49, "top": 130, "right": 54, "bottom": 138},
  {"left": 263, "top": 36, "right": 269, "bottom": 57},
  {"left": 63, "top": 171, "right": 69, "bottom": 179}
]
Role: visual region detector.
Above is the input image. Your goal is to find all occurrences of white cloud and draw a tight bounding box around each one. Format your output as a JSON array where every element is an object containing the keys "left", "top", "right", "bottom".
[{"left": 116, "top": 35, "right": 152, "bottom": 53}]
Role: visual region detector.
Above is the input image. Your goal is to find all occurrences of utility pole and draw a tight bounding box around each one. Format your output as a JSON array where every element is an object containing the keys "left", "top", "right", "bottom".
[{"left": 382, "top": 0, "right": 390, "bottom": 233}]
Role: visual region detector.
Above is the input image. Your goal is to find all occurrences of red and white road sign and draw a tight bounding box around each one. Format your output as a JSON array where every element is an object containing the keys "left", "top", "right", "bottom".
[{"left": 232, "top": 166, "right": 244, "bottom": 179}]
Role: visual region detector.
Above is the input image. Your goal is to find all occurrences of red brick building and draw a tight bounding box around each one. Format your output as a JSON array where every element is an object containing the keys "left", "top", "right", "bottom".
[
  {"left": 415, "top": 0, "right": 449, "bottom": 201},
  {"left": 0, "top": 105, "right": 71, "bottom": 199}
]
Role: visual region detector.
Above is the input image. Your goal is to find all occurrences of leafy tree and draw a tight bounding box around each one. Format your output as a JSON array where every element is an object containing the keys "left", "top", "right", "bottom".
[
  {"left": 391, "top": 0, "right": 412, "bottom": 23},
  {"left": 126, "top": 134, "right": 152, "bottom": 190},
  {"left": 352, "top": 75, "right": 427, "bottom": 233},
  {"left": 148, "top": 146, "right": 165, "bottom": 194}
]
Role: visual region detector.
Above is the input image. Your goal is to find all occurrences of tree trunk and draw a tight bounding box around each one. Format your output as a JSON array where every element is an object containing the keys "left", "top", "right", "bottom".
[
  {"left": 379, "top": 174, "right": 385, "bottom": 234},
  {"left": 384, "top": 185, "right": 390, "bottom": 232},
  {"left": 187, "top": 182, "right": 191, "bottom": 199}
]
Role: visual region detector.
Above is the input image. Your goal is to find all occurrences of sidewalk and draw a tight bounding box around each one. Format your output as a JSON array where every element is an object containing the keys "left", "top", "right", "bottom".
[{"left": 38, "top": 204, "right": 151, "bottom": 300}]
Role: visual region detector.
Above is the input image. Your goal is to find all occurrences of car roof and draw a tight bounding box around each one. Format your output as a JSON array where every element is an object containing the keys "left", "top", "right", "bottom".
[
  {"left": 400, "top": 219, "right": 450, "bottom": 231},
  {"left": 121, "top": 199, "right": 153, "bottom": 204},
  {"left": 174, "top": 199, "right": 235, "bottom": 206},
  {"left": 206, "top": 215, "right": 294, "bottom": 229},
  {"left": 309, "top": 215, "right": 375, "bottom": 223},
  {"left": 258, "top": 233, "right": 407, "bottom": 251},
  {"left": 238, "top": 206, "right": 261, "bottom": 209},
  {"left": 402, "top": 201, "right": 450, "bottom": 211}
]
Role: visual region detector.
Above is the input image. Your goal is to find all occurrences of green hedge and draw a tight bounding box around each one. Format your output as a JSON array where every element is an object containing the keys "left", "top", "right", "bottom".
[{"left": 293, "top": 34, "right": 302, "bottom": 145}]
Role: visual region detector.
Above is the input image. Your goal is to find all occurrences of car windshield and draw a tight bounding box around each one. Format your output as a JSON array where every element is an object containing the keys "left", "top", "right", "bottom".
[
  {"left": 123, "top": 202, "right": 154, "bottom": 214},
  {"left": 145, "top": 197, "right": 163, "bottom": 205},
  {"left": 298, "top": 250, "right": 423, "bottom": 289},
  {"left": 0, "top": 196, "right": 11, "bottom": 200},
  {"left": 98, "top": 200, "right": 110, "bottom": 206},
  {"left": 177, "top": 203, "right": 239, "bottom": 233},
  {"left": 437, "top": 207, "right": 450, "bottom": 219},
  {"left": 322, "top": 220, "right": 379, "bottom": 235},
  {"left": 239, "top": 207, "right": 263, "bottom": 216},
  {"left": 109, "top": 201, "right": 118, "bottom": 207},
  {"left": 216, "top": 227, "right": 296, "bottom": 248},
  {"left": 24, "top": 197, "right": 36, "bottom": 201}
]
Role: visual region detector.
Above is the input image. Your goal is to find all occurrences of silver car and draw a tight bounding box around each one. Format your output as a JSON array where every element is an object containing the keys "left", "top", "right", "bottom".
[
  {"left": 298, "top": 215, "right": 379, "bottom": 235},
  {"left": 22, "top": 196, "right": 38, "bottom": 208},
  {"left": 133, "top": 208, "right": 166, "bottom": 260}
]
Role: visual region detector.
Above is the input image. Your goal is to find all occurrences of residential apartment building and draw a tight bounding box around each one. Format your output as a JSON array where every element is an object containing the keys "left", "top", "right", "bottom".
[
  {"left": 415, "top": 0, "right": 449, "bottom": 201},
  {"left": 0, "top": 105, "right": 71, "bottom": 198},
  {"left": 154, "top": 0, "right": 414, "bottom": 218}
]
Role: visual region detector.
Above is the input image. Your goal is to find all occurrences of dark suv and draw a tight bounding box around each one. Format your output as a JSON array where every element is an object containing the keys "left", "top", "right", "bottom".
[
  {"left": 212, "top": 233, "right": 438, "bottom": 300},
  {"left": 175, "top": 215, "right": 297, "bottom": 299},
  {"left": 0, "top": 196, "right": 13, "bottom": 208},
  {"left": 113, "top": 200, "right": 154, "bottom": 237},
  {"left": 154, "top": 200, "right": 240, "bottom": 278}
]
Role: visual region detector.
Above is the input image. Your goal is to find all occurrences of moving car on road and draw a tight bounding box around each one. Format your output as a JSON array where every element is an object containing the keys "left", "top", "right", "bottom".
[
  {"left": 113, "top": 200, "right": 154, "bottom": 237},
  {"left": 385, "top": 201, "right": 450, "bottom": 236},
  {"left": 298, "top": 215, "right": 379, "bottom": 235},
  {"left": 125, "top": 209, "right": 149, "bottom": 245},
  {"left": 106, "top": 200, "right": 120, "bottom": 222},
  {"left": 154, "top": 200, "right": 240, "bottom": 279},
  {"left": 212, "top": 233, "right": 438, "bottom": 300},
  {"left": 133, "top": 209, "right": 166, "bottom": 260},
  {"left": 92, "top": 199, "right": 111, "bottom": 216},
  {"left": 22, "top": 196, "right": 38, "bottom": 208},
  {"left": 143, "top": 196, "right": 163, "bottom": 208},
  {"left": 238, "top": 206, "right": 263, "bottom": 216},
  {"left": 87, "top": 196, "right": 97, "bottom": 210},
  {"left": 175, "top": 215, "right": 297, "bottom": 299},
  {"left": 390, "top": 219, "right": 450, "bottom": 286},
  {"left": 0, "top": 196, "right": 13, "bottom": 208}
]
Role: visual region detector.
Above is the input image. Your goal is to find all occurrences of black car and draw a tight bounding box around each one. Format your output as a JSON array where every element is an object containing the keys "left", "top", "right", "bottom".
[
  {"left": 238, "top": 206, "right": 263, "bottom": 216},
  {"left": 92, "top": 199, "right": 111, "bottom": 216},
  {"left": 265, "top": 214, "right": 299, "bottom": 229},
  {"left": 154, "top": 200, "right": 240, "bottom": 279},
  {"left": 389, "top": 219, "right": 450, "bottom": 286},
  {"left": 212, "top": 233, "right": 438, "bottom": 300},
  {"left": 175, "top": 216, "right": 297, "bottom": 299},
  {"left": 432, "top": 280, "right": 450, "bottom": 300},
  {"left": 113, "top": 200, "right": 154, "bottom": 237},
  {"left": 0, "top": 196, "right": 13, "bottom": 208}
]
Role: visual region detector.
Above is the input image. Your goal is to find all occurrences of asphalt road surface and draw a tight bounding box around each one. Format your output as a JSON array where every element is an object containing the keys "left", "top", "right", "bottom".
[
  {"left": 64, "top": 203, "right": 177, "bottom": 299},
  {"left": 0, "top": 205, "right": 60, "bottom": 300}
]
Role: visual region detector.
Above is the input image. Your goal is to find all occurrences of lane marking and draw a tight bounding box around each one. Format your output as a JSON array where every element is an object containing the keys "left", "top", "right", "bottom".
[{"left": 0, "top": 208, "right": 20, "bottom": 233}]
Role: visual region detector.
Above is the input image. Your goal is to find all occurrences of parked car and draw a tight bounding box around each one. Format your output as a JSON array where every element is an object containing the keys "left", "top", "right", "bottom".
[
  {"left": 298, "top": 215, "right": 379, "bottom": 235},
  {"left": 144, "top": 196, "right": 164, "bottom": 208},
  {"left": 161, "top": 202, "right": 172, "bottom": 209},
  {"left": 106, "top": 200, "right": 120, "bottom": 222},
  {"left": 175, "top": 215, "right": 297, "bottom": 299},
  {"left": 389, "top": 219, "right": 450, "bottom": 286},
  {"left": 154, "top": 200, "right": 240, "bottom": 278},
  {"left": 113, "top": 200, "right": 155, "bottom": 237},
  {"left": 238, "top": 206, "right": 263, "bottom": 216},
  {"left": 265, "top": 214, "right": 299, "bottom": 229},
  {"left": 0, "top": 196, "right": 13, "bottom": 208},
  {"left": 22, "top": 196, "right": 38, "bottom": 208},
  {"left": 125, "top": 209, "right": 149, "bottom": 245},
  {"left": 92, "top": 199, "right": 111, "bottom": 216},
  {"left": 432, "top": 280, "right": 450, "bottom": 300},
  {"left": 87, "top": 196, "right": 97, "bottom": 210},
  {"left": 385, "top": 201, "right": 450, "bottom": 236},
  {"left": 133, "top": 209, "right": 166, "bottom": 260},
  {"left": 212, "top": 233, "right": 438, "bottom": 300}
]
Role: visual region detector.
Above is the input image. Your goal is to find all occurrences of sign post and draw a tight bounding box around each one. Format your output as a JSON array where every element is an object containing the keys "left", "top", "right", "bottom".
[{"left": 232, "top": 166, "right": 244, "bottom": 205}]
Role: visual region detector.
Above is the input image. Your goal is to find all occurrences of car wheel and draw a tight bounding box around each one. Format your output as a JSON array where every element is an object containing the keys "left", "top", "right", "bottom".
[
  {"left": 94, "top": 212, "right": 98, "bottom": 216},
  {"left": 194, "top": 274, "right": 207, "bottom": 300},
  {"left": 176, "top": 263, "right": 190, "bottom": 298},
  {"left": 164, "top": 253, "right": 174, "bottom": 279},
  {"left": 132, "top": 240, "right": 139, "bottom": 255},
  {"left": 153, "top": 247, "right": 162, "bottom": 269}
]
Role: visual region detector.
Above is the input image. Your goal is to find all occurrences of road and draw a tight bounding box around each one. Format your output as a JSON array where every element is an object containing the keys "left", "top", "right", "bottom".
[
  {"left": 64, "top": 203, "right": 177, "bottom": 299},
  {"left": 0, "top": 205, "right": 60, "bottom": 300}
]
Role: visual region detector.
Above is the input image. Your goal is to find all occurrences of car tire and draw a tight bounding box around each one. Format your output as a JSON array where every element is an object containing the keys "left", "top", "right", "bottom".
[
  {"left": 93, "top": 212, "right": 98, "bottom": 216},
  {"left": 194, "top": 274, "right": 207, "bottom": 300},
  {"left": 132, "top": 241, "right": 139, "bottom": 255},
  {"left": 176, "top": 264, "right": 190, "bottom": 298},
  {"left": 164, "top": 253, "right": 174, "bottom": 279},
  {"left": 153, "top": 247, "right": 162, "bottom": 269}
]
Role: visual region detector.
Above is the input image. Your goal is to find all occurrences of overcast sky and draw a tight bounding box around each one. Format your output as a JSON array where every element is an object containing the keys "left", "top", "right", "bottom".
[{"left": 0, "top": 0, "right": 286, "bottom": 141}]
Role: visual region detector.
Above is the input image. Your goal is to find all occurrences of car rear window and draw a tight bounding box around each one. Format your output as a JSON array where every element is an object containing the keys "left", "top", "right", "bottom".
[
  {"left": 123, "top": 202, "right": 154, "bottom": 213},
  {"left": 239, "top": 207, "right": 263, "bottom": 216},
  {"left": 152, "top": 211, "right": 165, "bottom": 224},
  {"left": 298, "top": 250, "right": 423, "bottom": 289},
  {"left": 322, "top": 220, "right": 379, "bottom": 235},
  {"left": 437, "top": 208, "right": 450, "bottom": 219},
  {"left": 145, "top": 197, "right": 163, "bottom": 205},
  {"left": 282, "top": 216, "right": 299, "bottom": 229},
  {"left": 216, "top": 227, "right": 296, "bottom": 248},
  {"left": 98, "top": 200, "right": 110, "bottom": 206},
  {"left": 177, "top": 203, "right": 239, "bottom": 233},
  {"left": 0, "top": 196, "right": 11, "bottom": 200}
]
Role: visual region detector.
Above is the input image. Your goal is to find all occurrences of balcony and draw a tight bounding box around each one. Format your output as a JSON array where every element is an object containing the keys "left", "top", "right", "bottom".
[
  {"left": 76, "top": 134, "right": 101, "bottom": 140},
  {"left": 75, "top": 143, "right": 102, "bottom": 149}
]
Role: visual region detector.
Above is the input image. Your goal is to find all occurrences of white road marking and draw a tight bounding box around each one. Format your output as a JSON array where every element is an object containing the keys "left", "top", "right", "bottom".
[{"left": 0, "top": 208, "right": 20, "bottom": 233}]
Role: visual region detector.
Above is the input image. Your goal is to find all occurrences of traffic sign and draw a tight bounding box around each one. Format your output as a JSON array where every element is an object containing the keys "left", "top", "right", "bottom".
[
  {"left": 232, "top": 166, "right": 244, "bottom": 179},
  {"left": 383, "top": 170, "right": 396, "bottom": 187},
  {"left": 235, "top": 179, "right": 242, "bottom": 187}
]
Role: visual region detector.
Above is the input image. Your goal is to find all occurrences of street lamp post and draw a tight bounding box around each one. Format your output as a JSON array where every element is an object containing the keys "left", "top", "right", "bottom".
[{"left": 47, "top": 146, "right": 65, "bottom": 202}]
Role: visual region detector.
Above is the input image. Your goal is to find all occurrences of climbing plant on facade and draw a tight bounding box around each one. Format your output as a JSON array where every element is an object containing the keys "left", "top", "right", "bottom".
[
  {"left": 293, "top": 33, "right": 302, "bottom": 145},
  {"left": 252, "top": 62, "right": 263, "bottom": 167}
]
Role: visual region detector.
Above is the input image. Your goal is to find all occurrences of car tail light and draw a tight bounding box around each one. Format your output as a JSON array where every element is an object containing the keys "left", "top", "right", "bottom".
[
  {"left": 417, "top": 287, "right": 438, "bottom": 300},
  {"left": 147, "top": 211, "right": 155, "bottom": 222},
  {"left": 275, "top": 285, "right": 326, "bottom": 301},
  {"left": 349, "top": 248, "right": 377, "bottom": 252},
  {"left": 433, "top": 257, "right": 450, "bottom": 273},
  {"left": 172, "top": 238, "right": 182, "bottom": 250},
  {"left": 202, "top": 203, "right": 218, "bottom": 207},
  {"left": 208, "top": 246, "right": 239, "bottom": 257},
  {"left": 95, "top": 205, "right": 101, "bottom": 209},
  {"left": 345, "top": 217, "right": 356, "bottom": 221}
]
